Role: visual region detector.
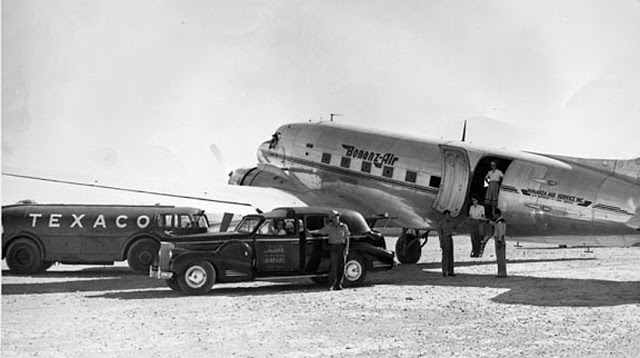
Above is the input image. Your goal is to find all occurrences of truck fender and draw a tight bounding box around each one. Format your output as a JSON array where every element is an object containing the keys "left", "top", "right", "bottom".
[
  {"left": 121, "top": 233, "right": 161, "bottom": 260},
  {"left": 2, "top": 232, "right": 45, "bottom": 260}
]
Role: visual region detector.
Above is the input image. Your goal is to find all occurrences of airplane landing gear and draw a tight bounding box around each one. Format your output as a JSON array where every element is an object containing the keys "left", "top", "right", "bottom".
[{"left": 395, "top": 228, "right": 430, "bottom": 264}]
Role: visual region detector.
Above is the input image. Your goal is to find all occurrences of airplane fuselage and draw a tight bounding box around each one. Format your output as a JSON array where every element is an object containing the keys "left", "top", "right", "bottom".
[{"left": 230, "top": 122, "right": 640, "bottom": 247}]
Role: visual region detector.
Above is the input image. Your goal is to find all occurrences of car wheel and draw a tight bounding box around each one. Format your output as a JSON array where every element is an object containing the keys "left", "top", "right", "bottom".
[
  {"left": 6, "top": 238, "right": 43, "bottom": 275},
  {"left": 343, "top": 253, "right": 367, "bottom": 287},
  {"left": 177, "top": 260, "right": 216, "bottom": 295},
  {"left": 166, "top": 278, "right": 181, "bottom": 292},
  {"left": 395, "top": 233, "right": 422, "bottom": 264},
  {"left": 127, "top": 238, "right": 159, "bottom": 273}
]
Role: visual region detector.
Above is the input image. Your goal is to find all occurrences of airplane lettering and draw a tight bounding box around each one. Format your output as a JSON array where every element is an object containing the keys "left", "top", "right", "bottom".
[
  {"left": 342, "top": 144, "right": 399, "bottom": 168},
  {"left": 70, "top": 214, "right": 85, "bottom": 228},
  {"left": 521, "top": 189, "right": 592, "bottom": 207}
]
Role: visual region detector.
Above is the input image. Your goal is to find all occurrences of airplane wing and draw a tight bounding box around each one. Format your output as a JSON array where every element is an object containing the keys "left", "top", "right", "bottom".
[{"left": 2, "top": 170, "right": 306, "bottom": 217}]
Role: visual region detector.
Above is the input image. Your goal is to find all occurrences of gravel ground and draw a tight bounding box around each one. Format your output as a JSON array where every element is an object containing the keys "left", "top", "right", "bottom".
[{"left": 2, "top": 236, "right": 640, "bottom": 357}]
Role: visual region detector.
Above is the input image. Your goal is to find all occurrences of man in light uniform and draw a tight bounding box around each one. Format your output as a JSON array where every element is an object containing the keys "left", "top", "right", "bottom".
[
  {"left": 468, "top": 197, "right": 486, "bottom": 258},
  {"left": 316, "top": 210, "right": 351, "bottom": 290},
  {"left": 484, "top": 161, "right": 504, "bottom": 219}
]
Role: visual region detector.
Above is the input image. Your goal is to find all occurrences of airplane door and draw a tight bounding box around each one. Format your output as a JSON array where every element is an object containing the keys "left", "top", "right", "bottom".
[{"left": 433, "top": 146, "right": 471, "bottom": 217}]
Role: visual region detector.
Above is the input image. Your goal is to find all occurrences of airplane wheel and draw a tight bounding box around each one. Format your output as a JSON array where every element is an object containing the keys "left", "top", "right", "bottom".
[
  {"left": 395, "top": 233, "right": 422, "bottom": 264},
  {"left": 343, "top": 253, "right": 367, "bottom": 287},
  {"left": 177, "top": 261, "right": 216, "bottom": 295},
  {"left": 6, "top": 238, "right": 44, "bottom": 274},
  {"left": 127, "top": 238, "right": 159, "bottom": 273}
]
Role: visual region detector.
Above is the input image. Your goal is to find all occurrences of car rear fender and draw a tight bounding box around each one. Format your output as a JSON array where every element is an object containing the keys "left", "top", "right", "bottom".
[{"left": 348, "top": 242, "right": 394, "bottom": 269}]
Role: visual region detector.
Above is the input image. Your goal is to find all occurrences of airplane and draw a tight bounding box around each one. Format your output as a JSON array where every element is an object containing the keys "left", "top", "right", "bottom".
[{"left": 228, "top": 120, "right": 640, "bottom": 263}]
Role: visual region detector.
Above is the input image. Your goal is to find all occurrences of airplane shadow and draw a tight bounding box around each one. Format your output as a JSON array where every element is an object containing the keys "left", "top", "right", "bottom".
[{"left": 364, "top": 257, "right": 640, "bottom": 308}]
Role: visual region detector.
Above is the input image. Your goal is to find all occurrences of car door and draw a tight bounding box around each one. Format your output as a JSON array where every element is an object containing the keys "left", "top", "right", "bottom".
[
  {"left": 253, "top": 218, "right": 301, "bottom": 273},
  {"left": 302, "top": 215, "right": 330, "bottom": 273}
]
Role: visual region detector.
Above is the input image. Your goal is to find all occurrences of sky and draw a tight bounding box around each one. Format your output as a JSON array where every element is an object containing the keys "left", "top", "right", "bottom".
[{"left": 3, "top": 0, "right": 640, "bottom": 212}]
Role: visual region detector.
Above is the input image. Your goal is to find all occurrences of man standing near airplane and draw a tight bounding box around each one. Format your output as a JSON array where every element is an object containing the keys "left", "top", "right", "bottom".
[
  {"left": 468, "top": 197, "right": 486, "bottom": 258},
  {"left": 315, "top": 210, "right": 351, "bottom": 290},
  {"left": 484, "top": 161, "right": 504, "bottom": 219},
  {"left": 438, "top": 210, "right": 456, "bottom": 277}
]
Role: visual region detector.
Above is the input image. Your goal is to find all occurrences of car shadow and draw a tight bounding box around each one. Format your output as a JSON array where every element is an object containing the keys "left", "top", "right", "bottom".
[
  {"left": 1, "top": 267, "right": 165, "bottom": 295},
  {"left": 5, "top": 257, "right": 639, "bottom": 308},
  {"left": 89, "top": 281, "right": 330, "bottom": 300}
]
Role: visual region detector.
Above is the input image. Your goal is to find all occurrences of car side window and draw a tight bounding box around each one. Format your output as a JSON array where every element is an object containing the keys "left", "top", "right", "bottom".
[
  {"left": 179, "top": 215, "right": 192, "bottom": 228},
  {"left": 305, "top": 216, "right": 328, "bottom": 231},
  {"left": 257, "top": 218, "right": 295, "bottom": 236},
  {"left": 160, "top": 214, "right": 174, "bottom": 228}
]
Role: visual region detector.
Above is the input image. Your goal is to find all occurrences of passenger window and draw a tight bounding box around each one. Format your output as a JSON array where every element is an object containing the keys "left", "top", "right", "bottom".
[
  {"left": 340, "top": 157, "right": 351, "bottom": 168},
  {"left": 405, "top": 170, "right": 417, "bottom": 183},
  {"left": 361, "top": 162, "right": 371, "bottom": 173},
  {"left": 383, "top": 166, "right": 394, "bottom": 178},
  {"left": 321, "top": 153, "right": 331, "bottom": 164}
]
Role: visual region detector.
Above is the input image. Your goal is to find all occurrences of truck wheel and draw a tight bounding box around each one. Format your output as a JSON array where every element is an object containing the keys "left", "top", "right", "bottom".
[
  {"left": 166, "top": 278, "right": 181, "bottom": 292},
  {"left": 6, "top": 238, "right": 43, "bottom": 274},
  {"left": 343, "top": 253, "right": 367, "bottom": 287},
  {"left": 395, "top": 233, "right": 422, "bottom": 264},
  {"left": 177, "top": 260, "right": 216, "bottom": 295},
  {"left": 127, "top": 238, "right": 159, "bottom": 273}
]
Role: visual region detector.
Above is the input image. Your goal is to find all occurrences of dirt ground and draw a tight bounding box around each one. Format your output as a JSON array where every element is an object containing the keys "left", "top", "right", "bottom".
[{"left": 2, "top": 236, "right": 640, "bottom": 358}]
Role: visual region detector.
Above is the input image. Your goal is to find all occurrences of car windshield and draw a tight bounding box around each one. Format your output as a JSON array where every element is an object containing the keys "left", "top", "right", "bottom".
[{"left": 234, "top": 217, "right": 262, "bottom": 233}]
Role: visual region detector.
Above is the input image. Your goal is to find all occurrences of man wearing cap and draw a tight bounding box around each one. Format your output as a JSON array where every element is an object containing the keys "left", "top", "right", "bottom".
[{"left": 315, "top": 210, "right": 351, "bottom": 290}]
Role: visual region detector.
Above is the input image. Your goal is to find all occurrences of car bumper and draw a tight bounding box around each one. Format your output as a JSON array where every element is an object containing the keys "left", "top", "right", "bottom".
[{"left": 149, "top": 265, "right": 174, "bottom": 280}]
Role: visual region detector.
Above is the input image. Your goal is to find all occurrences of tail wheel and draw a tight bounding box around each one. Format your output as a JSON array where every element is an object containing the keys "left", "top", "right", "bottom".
[
  {"left": 395, "top": 232, "right": 422, "bottom": 264},
  {"left": 6, "top": 238, "right": 44, "bottom": 274},
  {"left": 127, "top": 238, "right": 159, "bottom": 273},
  {"left": 177, "top": 261, "right": 216, "bottom": 295},
  {"left": 343, "top": 253, "right": 367, "bottom": 287}
]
